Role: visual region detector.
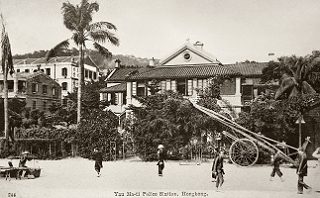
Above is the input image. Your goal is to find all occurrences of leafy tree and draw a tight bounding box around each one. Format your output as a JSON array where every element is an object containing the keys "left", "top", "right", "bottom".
[
  {"left": 261, "top": 61, "right": 283, "bottom": 83},
  {"left": 76, "top": 108, "right": 119, "bottom": 158},
  {"left": 236, "top": 92, "right": 320, "bottom": 147},
  {"left": 126, "top": 91, "right": 211, "bottom": 161},
  {"left": 46, "top": 0, "right": 119, "bottom": 125},
  {"left": 273, "top": 54, "right": 317, "bottom": 99}
]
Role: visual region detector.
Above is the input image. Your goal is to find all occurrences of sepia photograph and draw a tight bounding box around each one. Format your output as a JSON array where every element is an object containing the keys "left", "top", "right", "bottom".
[{"left": 0, "top": 0, "right": 320, "bottom": 197}]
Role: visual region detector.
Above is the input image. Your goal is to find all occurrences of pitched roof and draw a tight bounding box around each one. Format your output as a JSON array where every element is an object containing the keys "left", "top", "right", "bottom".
[
  {"left": 159, "top": 42, "right": 220, "bottom": 65},
  {"left": 100, "top": 82, "right": 127, "bottom": 92},
  {"left": 225, "top": 62, "right": 268, "bottom": 77},
  {"left": 125, "top": 64, "right": 241, "bottom": 80},
  {"left": 13, "top": 55, "right": 98, "bottom": 68},
  {"left": 0, "top": 72, "right": 60, "bottom": 86},
  {"left": 106, "top": 67, "right": 149, "bottom": 81}
]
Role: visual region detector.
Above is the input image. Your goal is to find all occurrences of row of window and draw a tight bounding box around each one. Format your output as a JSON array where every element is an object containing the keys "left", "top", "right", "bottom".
[
  {"left": 16, "top": 67, "right": 97, "bottom": 80},
  {"left": 32, "top": 83, "right": 57, "bottom": 95},
  {"left": 131, "top": 79, "right": 209, "bottom": 97},
  {"left": 32, "top": 100, "right": 57, "bottom": 110}
]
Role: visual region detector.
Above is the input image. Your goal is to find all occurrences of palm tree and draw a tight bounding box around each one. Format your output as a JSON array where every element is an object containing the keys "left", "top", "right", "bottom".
[
  {"left": 46, "top": 0, "right": 119, "bottom": 124},
  {"left": 275, "top": 55, "right": 316, "bottom": 100},
  {"left": 1, "top": 15, "right": 14, "bottom": 150}
]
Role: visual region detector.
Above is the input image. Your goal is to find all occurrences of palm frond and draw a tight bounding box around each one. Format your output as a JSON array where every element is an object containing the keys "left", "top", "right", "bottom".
[
  {"left": 288, "top": 86, "right": 299, "bottom": 98},
  {"left": 62, "top": 2, "right": 78, "bottom": 31},
  {"left": 87, "top": 22, "right": 117, "bottom": 31},
  {"left": 87, "top": 22, "right": 119, "bottom": 46},
  {"left": 89, "top": 30, "right": 108, "bottom": 43},
  {"left": 45, "top": 39, "right": 70, "bottom": 61},
  {"left": 93, "top": 42, "right": 112, "bottom": 59},
  {"left": 275, "top": 77, "right": 297, "bottom": 99},
  {"left": 301, "top": 81, "right": 316, "bottom": 95},
  {"left": 1, "top": 22, "right": 14, "bottom": 76},
  {"left": 78, "top": 0, "right": 99, "bottom": 30}
]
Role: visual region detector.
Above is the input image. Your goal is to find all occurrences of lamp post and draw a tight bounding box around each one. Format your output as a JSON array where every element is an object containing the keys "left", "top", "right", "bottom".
[{"left": 295, "top": 114, "right": 305, "bottom": 148}]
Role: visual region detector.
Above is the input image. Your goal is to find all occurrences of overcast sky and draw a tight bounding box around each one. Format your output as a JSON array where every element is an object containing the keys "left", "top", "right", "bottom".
[{"left": 0, "top": 0, "right": 320, "bottom": 64}]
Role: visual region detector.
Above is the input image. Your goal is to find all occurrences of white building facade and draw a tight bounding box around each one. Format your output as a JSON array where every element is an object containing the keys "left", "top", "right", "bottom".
[
  {"left": 13, "top": 56, "right": 100, "bottom": 97},
  {"left": 101, "top": 42, "right": 244, "bottom": 116}
]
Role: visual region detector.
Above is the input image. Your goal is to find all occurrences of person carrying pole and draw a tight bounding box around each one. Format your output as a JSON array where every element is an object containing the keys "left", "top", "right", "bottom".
[
  {"left": 211, "top": 147, "right": 219, "bottom": 182},
  {"left": 296, "top": 137, "right": 312, "bottom": 194},
  {"left": 213, "top": 150, "right": 225, "bottom": 192},
  {"left": 270, "top": 150, "right": 285, "bottom": 182},
  {"left": 312, "top": 147, "right": 320, "bottom": 193}
]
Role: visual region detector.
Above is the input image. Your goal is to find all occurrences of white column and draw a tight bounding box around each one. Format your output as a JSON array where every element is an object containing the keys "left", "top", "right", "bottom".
[
  {"left": 236, "top": 77, "right": 241, "bottom": 95},
  {"left": 192, "top": 78, "right": 198, "bottom": 96},
  {"left": 166, "top": 80, "right": 171, "bottom": 91},
  {"left": 147, "top": 81, "right": 151, "bottom": 96},
  {"left": 118, "top": 92, "right": 123, "bottom": 105},
  {"left": 171, "top": 80, "right": 176, "bottom": 92},
  {"left": 127, "top": 82, "right": 132, "bottom": 104}
]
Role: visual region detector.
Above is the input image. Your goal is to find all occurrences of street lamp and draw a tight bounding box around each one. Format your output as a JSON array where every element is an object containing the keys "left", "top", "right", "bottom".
[{"left": 295, "top": 114, "right": 305, "bottom": 147}]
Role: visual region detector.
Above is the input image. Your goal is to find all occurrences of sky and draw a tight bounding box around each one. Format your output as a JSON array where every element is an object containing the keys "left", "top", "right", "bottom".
[{"left": 0, "top": 0, "right": 320, "bottom": 64}]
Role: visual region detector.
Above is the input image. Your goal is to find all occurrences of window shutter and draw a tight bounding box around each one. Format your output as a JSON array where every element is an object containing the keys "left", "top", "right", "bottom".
[
  {"left": 187, "top": 79, "right": 193, "bottom": 96},
  {"left": 171, "top": 80, "right": 176, "bottom": 92},
  {"left": 161, "top": 80, "right": 166, "bottom": 93},
  {"left": 204, "top": 79, "right": 208, "bottom": 88},
  {"left": 132, "top": 82, "right": 137, "bottom": 95},
  {"left": 198, "top": 79, "right": 203, "bottom": 89}
]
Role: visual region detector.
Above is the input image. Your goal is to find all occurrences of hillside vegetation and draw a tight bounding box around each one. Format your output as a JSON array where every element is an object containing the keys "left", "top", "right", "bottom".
[{"left": 13, "top": 48, "right": 159, "bottom": 70}]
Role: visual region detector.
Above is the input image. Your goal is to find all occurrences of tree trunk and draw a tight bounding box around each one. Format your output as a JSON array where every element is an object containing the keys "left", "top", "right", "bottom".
[
  {"left": 4, "top": 65, "right": 9, "bottom": 150},
  {"left": 77, "top": 45, "right": 84, "bottom": 125},
  {"left": 61, "top": 141, "right": 66, "bottom": 157}
]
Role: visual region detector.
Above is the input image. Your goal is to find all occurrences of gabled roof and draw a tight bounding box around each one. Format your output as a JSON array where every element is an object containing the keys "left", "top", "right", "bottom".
[
  {"left": 0, "top": 72, "right": 61, "bottom": 86},
  {"left": 100, "top": 82, "right": 127, "bottom": 93},
  {"left": 126, "top": 64, "right": 241, "bottom": 80},
  {"left": 225, "top": 62, "right": 268, "bottom": 77},
  {"left": 159, "top": 42, "right": 220, "bottom": 65}
]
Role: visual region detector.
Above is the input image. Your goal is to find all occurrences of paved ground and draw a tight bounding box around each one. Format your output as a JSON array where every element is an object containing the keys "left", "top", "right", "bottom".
[{"left": 0, "top": 157, "right": 319, "bottom": 198}]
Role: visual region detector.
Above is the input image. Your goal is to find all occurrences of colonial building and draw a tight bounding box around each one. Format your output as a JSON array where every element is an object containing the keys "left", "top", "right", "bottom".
[
  {"left": 100, "top": 42, "right": 270, "bottom": 117},
  {"left": 0, "top": 71, "right": 62, "bottom": 111},
  {"left": 13, "top": 55, "right": 100, "bottom": 97}
]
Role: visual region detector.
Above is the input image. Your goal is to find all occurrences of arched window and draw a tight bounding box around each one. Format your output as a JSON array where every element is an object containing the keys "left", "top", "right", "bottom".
[
  {"left": 62, "top": 82, "right": 68, "bottom": 90},
  {"left": 25, "top": 69, "right": 29, "bottom": 73},
  {"left": 62, "top": 68, "right": 68, "bottom": 77}
]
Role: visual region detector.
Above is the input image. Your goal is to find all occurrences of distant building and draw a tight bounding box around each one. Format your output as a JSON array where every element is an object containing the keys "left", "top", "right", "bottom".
[
  {"left": 0, "top": 71, "right": 61, "bottom": 111},
  {"left": 12, "top": 55, "right": 100, "bottom": 97}
]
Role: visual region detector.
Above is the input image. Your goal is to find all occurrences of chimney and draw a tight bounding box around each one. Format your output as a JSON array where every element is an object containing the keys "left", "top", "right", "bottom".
[
  {"left": 149, "top": 57, "right": 155, "bottom": 67},
  {"left": 115, "top": 59, "right": 121, "bottom": 68},
  {"left": 194, "top": 41, "right": 204, "bottom": 49}
]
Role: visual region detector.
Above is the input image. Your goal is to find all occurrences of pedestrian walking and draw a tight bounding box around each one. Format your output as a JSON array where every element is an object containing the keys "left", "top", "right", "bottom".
[
  {"left": 296, "top": 137, "right": 312, "bottom": 194},
  {"left": 92, "top": 148, "right": 103, "bottom": 177},
  {"left": 211, "top": 148, "right": 219, "bottom": 182},
  {"left": 312, "top": 147, "right": 320, "bottom": 166},
  {"left": 213, "top": 150, "right": 225, "bottom": 192},
  {"left": 312, "top": 147, "right": 320, "bottom": 193},
  {"left": 270, "top": 150, "right": 284, "bottom": 182},
  {"left": 157, "top": 144, "right": 165, "bottom": 176}
]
